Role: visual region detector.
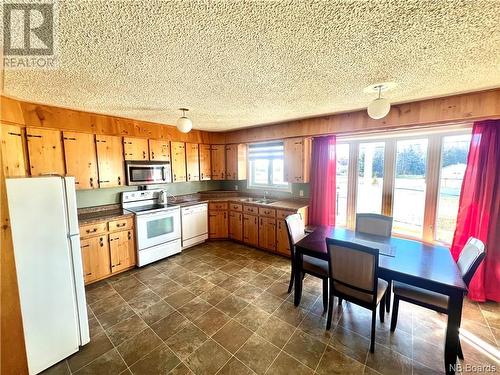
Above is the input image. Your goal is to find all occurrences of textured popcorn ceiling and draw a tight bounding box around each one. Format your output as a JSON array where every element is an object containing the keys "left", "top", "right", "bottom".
[{"left": 4, "top": 0, "right": 500, "bottom": 131}]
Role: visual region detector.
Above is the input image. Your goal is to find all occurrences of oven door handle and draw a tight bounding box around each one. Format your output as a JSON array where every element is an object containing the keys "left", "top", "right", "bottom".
[
  {"left": 161, "top": 166, "right": 166, "bottom": 182},
  {"left": 137, "top": 209, "right": 178, "bottom": 220}
]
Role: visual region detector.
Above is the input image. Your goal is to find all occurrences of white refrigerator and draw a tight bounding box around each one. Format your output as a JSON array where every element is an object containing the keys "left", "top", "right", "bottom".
[{"left": 6, "top": 176, "right": 90, "bottom": 374}]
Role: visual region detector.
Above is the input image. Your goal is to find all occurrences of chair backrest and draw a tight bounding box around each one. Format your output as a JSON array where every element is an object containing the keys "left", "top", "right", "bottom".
[
  {"left": 356, "top": 213, "right": 393, "bottom": 238},
  {"left": 284, "top": 213, "right": 306, "bottom": 256},
  {"left": 457, "top": 237, "right": 486, "bottom": 287},
  {"left": 326, "top": 238, "right": 379, "bottom": 300}
]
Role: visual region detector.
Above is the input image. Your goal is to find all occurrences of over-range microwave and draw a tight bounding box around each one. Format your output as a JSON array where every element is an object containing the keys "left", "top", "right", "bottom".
[{"left": 125, "top": 161, "right": 172, "bottom": 186}]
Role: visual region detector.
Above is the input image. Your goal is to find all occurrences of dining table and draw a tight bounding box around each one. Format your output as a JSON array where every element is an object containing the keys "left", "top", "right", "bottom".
[{"left": 294, "top": 226, "right": 467, "bottom": 375}]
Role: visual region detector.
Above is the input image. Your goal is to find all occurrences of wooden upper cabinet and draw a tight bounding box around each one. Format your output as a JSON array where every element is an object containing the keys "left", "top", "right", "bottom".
[
  {"left": 109, "top": 230, "right": 135, "bottom": 274},
  {"left": 225, "top": 144, "right": 247, "bottom": 180},
  {"left": 211, "top": 145, "right": 226, "bottom": 180},
  {"left": 95, "top": 135, "right": 125, "bottom": 188},
  {"left": 123, "top": 137, "right": 149, "bottom": 161},
  {"left": 1, "top": 124, "right": 27, "bottom": 177},
  {"left": 186, "top": 143, "right": 200, "bottom": 181},
  {"left": 284, "top": 137, "right": 312, "bottom": 183},
  {"left": 149, "top": 139, "right": 170, "bottom": 161},
  {"left": 199, "top": 144, "right": 211, "bottom": 180},
  {"left": 26, "top": 127, "right": 65, "bottom": 176},
  {"left": 63, "top": 132, "right": 98, "bottom": 190},
  {"left": 171, "top": 141, "right": 187, "bottom": 182}
]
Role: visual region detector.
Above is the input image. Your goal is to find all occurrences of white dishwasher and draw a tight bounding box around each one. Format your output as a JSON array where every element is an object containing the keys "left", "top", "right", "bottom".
[{"left": 181, "top": 203, "right": 208, "bottom": 249}]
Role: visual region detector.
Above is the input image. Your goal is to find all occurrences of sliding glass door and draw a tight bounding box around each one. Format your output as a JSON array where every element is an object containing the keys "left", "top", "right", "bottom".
[{"left": 356, "top": 142, "right": 385, "bottom": 214}]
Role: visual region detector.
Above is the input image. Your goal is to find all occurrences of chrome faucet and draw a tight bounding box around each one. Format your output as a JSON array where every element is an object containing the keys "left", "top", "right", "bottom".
[{"left": 263, "top": 191, "right": 269, "bottom": 202}]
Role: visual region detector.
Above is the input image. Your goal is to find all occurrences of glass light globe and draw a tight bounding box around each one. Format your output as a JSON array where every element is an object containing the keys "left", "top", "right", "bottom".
[
  {"left": 176, "top": 116, "right": 192, "bottom": 133},
  {"left": 367, "top": 97, "right": 391, "bottom": 119}
]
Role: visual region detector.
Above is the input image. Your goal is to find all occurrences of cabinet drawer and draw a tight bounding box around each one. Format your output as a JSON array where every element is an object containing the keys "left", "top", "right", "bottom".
[
  {"left": 80, "top": 222, "right": 107, "bottom": 238},
  {"left": 243, "top": 205, "right": 258, "bottom": 215},
  {"left": 209, "top": 202, "right": 228, "bottom": 210},
  {"left": 276, "top": 209, "right": 296, "bottom": 220},
  {"left": 108, "top": 217, "right": 133, "bottom": 232},
  {"left": 258, "top": 207, "right": 276, "bottom": 218},
  {"left": 229, "top": 203, "right": 242, "bottom": 212}
]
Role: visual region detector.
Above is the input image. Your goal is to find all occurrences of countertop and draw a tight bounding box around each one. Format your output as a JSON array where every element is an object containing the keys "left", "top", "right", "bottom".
[
  {"left": 78, "top": 205, "right": 134, "bottom": 225},
  {"left": 173, "top": 196, "right": 309, "bottom": 210},
  {"left": 77, "top": 194, "right": 308, "bottom": 224}
]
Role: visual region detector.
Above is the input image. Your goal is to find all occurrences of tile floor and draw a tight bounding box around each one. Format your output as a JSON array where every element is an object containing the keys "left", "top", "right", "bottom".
[{"left": 43, "top": 241, "right": 499, "bottom": 375}]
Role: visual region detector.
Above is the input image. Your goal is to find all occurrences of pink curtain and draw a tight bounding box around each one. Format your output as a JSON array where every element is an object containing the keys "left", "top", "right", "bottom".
[
  {"left": 309, "top": 136, "right": 336, "bottom": 226},
  {"left": 450, "top": 120, "right": 500, "bottom": 302}
]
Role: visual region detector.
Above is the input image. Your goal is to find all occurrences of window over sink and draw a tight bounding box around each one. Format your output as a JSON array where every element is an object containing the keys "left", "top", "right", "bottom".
[{"left": 247, "top": 141, "right": 290, "bottom": 191}]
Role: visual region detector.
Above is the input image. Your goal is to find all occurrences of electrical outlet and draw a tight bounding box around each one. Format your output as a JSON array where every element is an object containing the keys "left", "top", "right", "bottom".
[
  {"left": 235, "top": 185, "right": 239, "bottom": 191},
  {"left": 299, "top": 190, "right": 304, "bottom": 197}
]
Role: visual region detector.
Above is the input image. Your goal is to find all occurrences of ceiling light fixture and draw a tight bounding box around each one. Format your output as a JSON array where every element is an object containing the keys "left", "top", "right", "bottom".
[
  {"left": 176, "top": 108, "right": 192, "bottom": 133},
  {"left": 364, "top": 82, "right": 396, "bottom": 120}
]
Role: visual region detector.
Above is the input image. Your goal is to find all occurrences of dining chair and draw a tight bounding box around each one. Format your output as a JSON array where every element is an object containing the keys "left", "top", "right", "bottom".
[
  {"left": 355, "top": 213, "right": 394, "bottom": 313},
  {"left": 285, "top": 214, "right": 329, "bottom": 312},
  {"left": 390, "top": 237, "right": 486, "bottom": 359},
  {"left": 325, "top": 238, "right": 388, "bottom": 352}
]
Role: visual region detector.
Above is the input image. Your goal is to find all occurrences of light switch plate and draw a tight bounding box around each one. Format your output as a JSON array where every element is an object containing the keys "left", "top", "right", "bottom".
[{"left": 299, "top": 190, "right": 304, "bottom": 197}]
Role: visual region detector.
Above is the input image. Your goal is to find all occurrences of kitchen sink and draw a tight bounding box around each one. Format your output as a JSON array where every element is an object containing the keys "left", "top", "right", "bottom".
[{"left": 243, "top": 198, "right": 276, "bottom": 204}]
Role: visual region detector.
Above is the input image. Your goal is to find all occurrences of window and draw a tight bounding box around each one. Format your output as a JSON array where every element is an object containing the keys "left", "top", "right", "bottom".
[
  {"left": 392, "top": 138, "right": 428, "bottom": 238},
  {"left": 248, "top": 141, "right": 289, "bottom": 190},
  {"left": 335, "top": 144, "right": 349, "bottom": 226},
  {"left": 356, "top": 142, "right": 385, "bottom": 214},
  {"left": 335, "top": 127, "right": 471, "bottom": 244},
  {"left": 435, "top": 134, "right": 471, "bottom": 243}
]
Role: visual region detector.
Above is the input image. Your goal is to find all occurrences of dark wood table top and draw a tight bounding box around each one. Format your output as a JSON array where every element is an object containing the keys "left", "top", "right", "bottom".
[{"left": 296, "top": 226, "right": 467, "bottom": 293}]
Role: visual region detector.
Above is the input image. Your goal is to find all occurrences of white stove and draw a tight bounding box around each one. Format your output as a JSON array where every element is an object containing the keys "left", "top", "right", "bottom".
[{"left": 122, "top": 190, "right": 181, "bottom": 267}]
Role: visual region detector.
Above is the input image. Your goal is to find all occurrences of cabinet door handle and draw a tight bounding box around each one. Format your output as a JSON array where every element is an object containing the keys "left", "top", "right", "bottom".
[
  {"left": 99, "top": 180, "right": 110, "bottom": 183},
  {"left": 151, "top": 151, "right": 155, "bottom": 159},
  {"left": 116, "top": 223, "right": 126, "bottom": 227},
  {"left": 8, "top": 132, "right": 21, "bottom": 137},
  {"left": 223, "top": 212, "right": 227, "bottom": 219},
  {"left": 143, "top": 151, "right": 146, "bottom": 159},
  {"left": 27, "top": 134, "right": 42, "bottom": 138},
  {"left": 86, "top": 228, "right": 97, "bottom": 233},
  {"left": 81, "top": 244, "right": 90, "bottom": 248},
  {"left": 63, "top": 137, "right": 76, "bottom": 141},
  {"left": 128, "top": 232, "right": 132, "bottom": 240},
  {"left": 117, "top": 176, "right": 121, "bottom": 185},
  {"left": 90, "top": 177, "right": 94, "bottom": 188},
  {"left": 85, "top": 272, "right": 92, "bottom": 276}
]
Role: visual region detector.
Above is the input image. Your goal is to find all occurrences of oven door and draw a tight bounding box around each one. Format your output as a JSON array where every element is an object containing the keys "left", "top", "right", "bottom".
[
  {"left": 126, "top": 162, "right": 171, "bottom": 186},
  {"left": 136, "top": 209, "right": 180, "bottom": 249}
]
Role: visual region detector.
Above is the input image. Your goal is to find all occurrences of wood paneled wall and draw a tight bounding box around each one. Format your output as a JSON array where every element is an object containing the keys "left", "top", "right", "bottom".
[
  {"left": 0, "top": 95, "right": 226, "bottom": 144},
  {"left": 224, "top": 89, "right": 500, "bottom": 143}
]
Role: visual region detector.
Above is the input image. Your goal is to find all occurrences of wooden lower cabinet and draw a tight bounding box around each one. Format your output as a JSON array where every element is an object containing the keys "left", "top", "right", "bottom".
[
  {"left": 79, "top": 217, "right": 136, "bottom": 285},
  {"left": 259, "top": 217, "right": 276, "bottom": 251},
  {"left": 276, "top": 219, "right": 290, "bottom": 256},
  {"left": 229, "top": 211, "right": 243, "bottom": 241},
  {"left": 109, "top": 230, "right": 136, "bottom": 274},
  {"left": 209, "top": 210, "right": 228, "bottom": 239},
  {"left": 243, "top": 214, "right": 258, "bottom": 247},
  {"left": 80, "top": 235, "right": 111, "bottom": 284}
]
